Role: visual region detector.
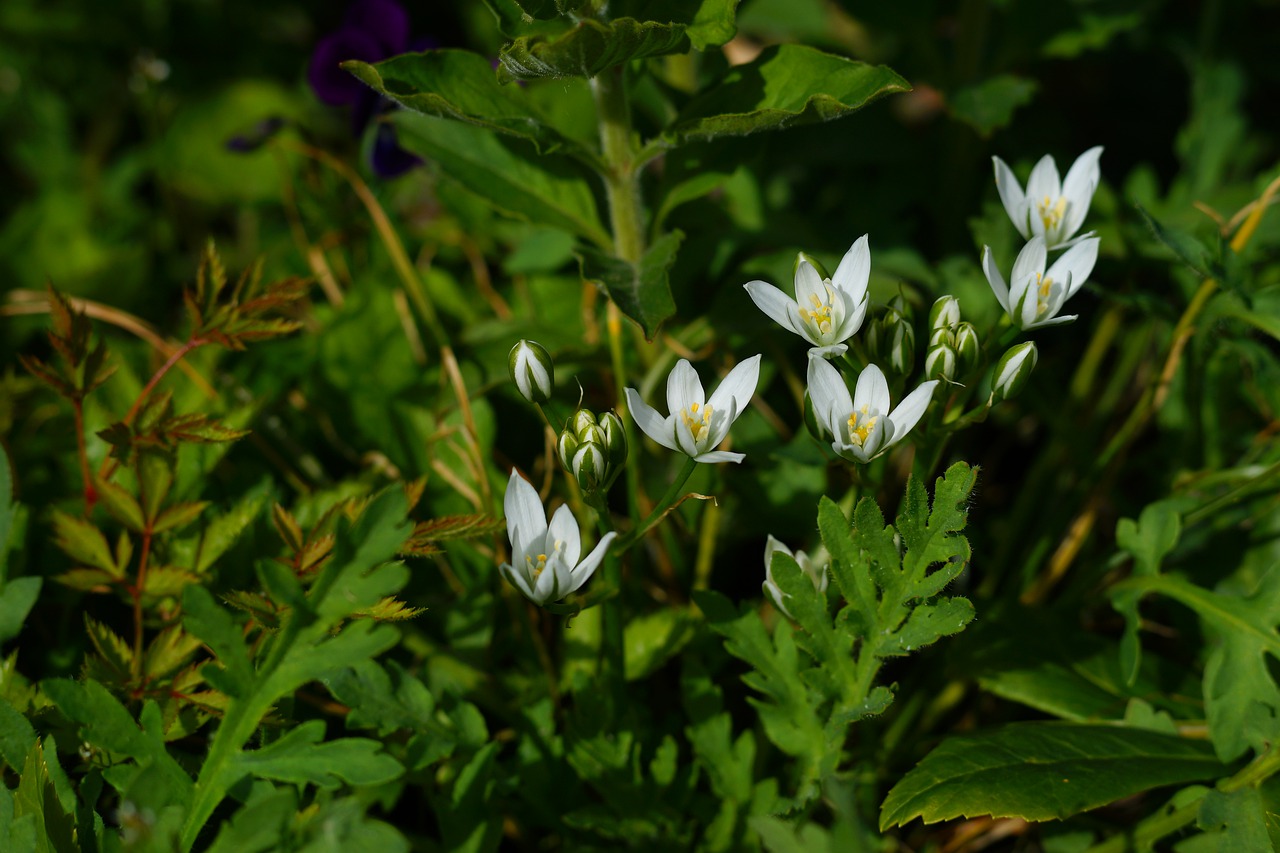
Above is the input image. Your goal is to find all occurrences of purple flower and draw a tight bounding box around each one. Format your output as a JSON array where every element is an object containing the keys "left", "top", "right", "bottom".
[{"left": 307, "top": 0, "right": 428, "bottom": 178}]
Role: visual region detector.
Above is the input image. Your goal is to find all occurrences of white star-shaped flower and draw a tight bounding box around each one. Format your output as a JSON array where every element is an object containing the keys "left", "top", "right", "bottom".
[
  {"left": 743, "top": 235, "right": 872, "bottom": 358},
  {"left": 994, "top": 147, "right": 1103, "bottom": 250},
  {"left": 982, "top": 235, "right": 1099, "bottom": 331},
  {"left": 807, "top": 356, "right": 937, "bottom": 463},
  {"left": 625, "top": 355, "right": 762, "bottom": 464}
]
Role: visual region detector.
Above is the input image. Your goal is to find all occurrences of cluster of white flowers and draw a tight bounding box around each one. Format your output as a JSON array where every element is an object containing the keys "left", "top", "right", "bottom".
[{"left": 985, "top": 147, "right": 1103, "bottom": 330}]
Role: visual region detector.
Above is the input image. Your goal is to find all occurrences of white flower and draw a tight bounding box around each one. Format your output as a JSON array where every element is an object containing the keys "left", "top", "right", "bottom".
[
  {"left": 499, "top": 470, "right": 615, "bottom": 606},
  {"left": 624, "top": 355, "right": 762, "bottom": 464},
  {"left": 982, "top": 235, "right": 1100, "bottom": 330},
  {"left": 993, "top": 146, "right": 1103, "bottom": 250},
  {"left": 762, "top": 535, "right": 829, "bottom": 618},
  {"left": 743, "top": 236, "right": 872, "bottom": 358},
  {"left": 806, "top": 356, "right": 937, "bottom": 463}
]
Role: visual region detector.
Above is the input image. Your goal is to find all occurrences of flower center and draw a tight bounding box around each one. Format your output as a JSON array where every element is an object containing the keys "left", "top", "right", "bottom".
[
  {"left": 1038, "top": 195, "right": 1068, "bottom": 234},
  {"left": 525, "top": 539, "right": 564, "bottom": 578},
  {"left": 681, "top": 401, "right": 714, "bottom": 443},
  {"left": 797, "top": 284, "right": 838, "bottom": 339},
  {"left": 846, "top": 404, "right": 880, "bottom": 447},
  {"left": 1035, "top": 272, "right": 1055, "bottom": 317}
]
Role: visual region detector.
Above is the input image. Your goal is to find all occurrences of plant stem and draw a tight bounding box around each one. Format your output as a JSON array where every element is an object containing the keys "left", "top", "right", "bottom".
[
  {"left": 617, "top": 456, "right": 698, "bottom": 551},
  {"left": 592, "top": 66, "right": 645, "bottom": 265}
]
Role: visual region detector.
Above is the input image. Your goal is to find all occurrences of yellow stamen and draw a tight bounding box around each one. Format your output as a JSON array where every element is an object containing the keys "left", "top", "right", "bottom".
[
  {"left": 1034, "top": 272, "right": 1055, "bottom": 316},
  {"left": 1038, "top": 195, "right": 1068, "bottom": 232},
  {"left": 681, "top": 403, "right": 714, "bottom": 442},
  {"left": 846, "top": 404, "right": 879, "bottom": 447},
  {"left": 797, "top": 284, "right": 837, "bottom": 336}
]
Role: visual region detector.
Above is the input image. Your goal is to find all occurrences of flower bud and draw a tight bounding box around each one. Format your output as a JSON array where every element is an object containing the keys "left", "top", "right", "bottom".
[
  {"left": 953, "top": 322, "right": 981, "bottom": 373},
  {"left": 803, "top": 391, "right": 830, "bottom": 442},
  {"left": 929, "top": 326, "right": 952, "bottom": 348},
  {"left": 509, "top": 339, "right": 554, "bottom": 404},
  {"left": 762, "top": 535, "right": 830, "bottom": 620},
  {"left": 929, "top": 295, "right": 961, "bottom": 331},
  {"left": 579, "top": 423, "right": 606, "bottom": 448},
  {"left": 557, "top": 429, "right": 579, "bottom": 469},
  {"left": 599, "top": 411, "right": 627, "bottom": 470},
  {"left": 991, "top": 341, "right": 1038, "bottom": 404},
  {"left": 794, "top": 251, "right": 831, "bottom": 281},
  {"left": 886, "top": 320, "right": 915, "bottom": 376},
  {"left": 925, "top": 342, "right": 957, "bottom": 382},
  {"left": 571, "top": 442, "right": 607, "bottom": 492},
  {"left": 569, "top": 409, "right": 597, "bottom": 435}
]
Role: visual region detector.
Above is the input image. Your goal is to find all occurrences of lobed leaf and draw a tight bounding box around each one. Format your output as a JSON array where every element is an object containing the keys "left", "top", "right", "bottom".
[{"left": 230, "top": 720, "right": 402, "bottom": 790}]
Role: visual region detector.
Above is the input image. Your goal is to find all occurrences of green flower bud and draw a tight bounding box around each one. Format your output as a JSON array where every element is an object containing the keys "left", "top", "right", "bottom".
[
  {"left": 953, "top": 322, "right": 981, "bottom": 372},
  {"left": 925, "top": 343, "right": 958, "bottom": 381},
  {"left": 571, "top": 442, "right": 606, "bottom": 492},
  {"left": 579, "top": 423, "right": 606, "bottom": 448},
  {"left": 599, "top": 411, "right": 627, "bottom": 470},
  {"left": 991, "top": 341, "right": 1038, "bottom": 404},
  {"left": 928, "top": 326, "right": 953, "bottom": 349},
  {"left": 569, "top": 409, "right": 597, "bottom": 436},
  {"left": 929, "top": 295, "right": 961, "bottom": 331},
  {"left": 803, "top": 391, "right": 830, "bottom": 442},
  {"left": 557, "top": 429, "right": 579, "bottom": 470},
  {"left": 794, "top": 250, "right": 832, "bottom": 281},
  {"left": 887, "top": 320, "right": 915, "bottom": 376},
  {"left": 509, "top": 339, "right": 554, "bottom": 405}
]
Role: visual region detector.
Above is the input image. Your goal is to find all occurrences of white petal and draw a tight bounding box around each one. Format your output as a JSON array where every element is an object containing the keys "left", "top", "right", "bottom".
[
  {"left": 667, "top": 359, "right": 704, "bottom": 417},
  {"left": 707, "top": 354, "right": 762, "bottom": 420},
  {"left": 831, "top": 234, "right": 871, "bottom": 300},
  {"left": 832, "top": 291, "right": 869, "bottom": 342},
  {"left": 806, "top": 356, "right": 852, "bottom": 430},
  {"left": 499, "top": 561, "right": 538, "bottom": 603},
  {"left": 674, "top": 410, "right": 701, "bottom": 457},
  {"left": 764, "top": 534, "right": 792, "bottom": 577},
  {"left": 1018, "top": 281, "right": 1041, "bottom": 329},
  {"left": 833, "top": 439, "right": 871, "bottom": 464},
  {"left": 1061, "top": 146, "right": 1103, "bottom": 238},
  {"left": 695, "top": 449, "right": 746, "bottom": 464},
  {"left": 808, "top": 343, "right": 849, "bottom": 359},
  {"left": 568, "top": 531, "right": 615, "bottom": 595},
  {"left": 853, "top": 363, "right": 890, "bottom": 415},
  {"left": 1047, "top": 237, "right": 1099, "bottom": 299},
  {"left": 744, "top": 281, "right": 805, "bottom": 338},
  {"left": 625, "top": 388, "right": 679, "bottom": 452},
  {"left": 1025, "top": 154, "right": 1061, "bottom": 202},
  {"left": 1025, "top": 313, "right": 1078, "bottom": 330},
  {"left": 981, "top": 246, "right": 1011, "bottom": 314},
  {"left": 504, "top": 471, "right": 546, "bottom": 558},
  {"left": 532, "top": 556, "right": 562, "bottom": 604},
  {"left": 1012, "top": 236, "right": 1047, "bottom": 284},
  {"left": 547, "top": 503, "right": 581, "bottom": 568},
  {"left": 886, "top": 380, "right": 939, "bottom": 444},
  {"left": 992, "top": 157, "right": 1030, "bottom": 239},
  {"left": 860, "top": 417, "right": 890, "bottom": 460},
  {"left": 762, "top": 579, "right": 790, "bottom": 617},
  {"left": 794, "top": 259, "right": 824, "bottom": 306},
  {"left": 703, "top": 396, "right": 737, "bottom": 452}
]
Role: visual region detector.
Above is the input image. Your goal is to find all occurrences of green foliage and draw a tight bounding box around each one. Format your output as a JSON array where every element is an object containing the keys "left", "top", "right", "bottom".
[{"left": 879, "top": 723, "right": 1228, "bottom": 827}]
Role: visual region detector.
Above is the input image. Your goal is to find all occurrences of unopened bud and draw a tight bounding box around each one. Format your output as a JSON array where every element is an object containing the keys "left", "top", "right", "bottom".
[
  {"left": 579, "top": 423, "right": 606, "bottom": 448},
  {"left": 929, "top": 326, "right": 953, "bottom": 349},
  {"left": 569, "top": 409, "right": 597, "bottom": 436},
  {"left": 887, "top": 320, "right": 915, "bottom": 376},
  {"left": 991, "top": 342, "right": 1038, "bottom": 403},
  {"left": 794, "top": 251, "right": 831, "bottom": 281},
  {"left": 803, "top": 391, "right": 830, "bottom": 442},
  {"left": 557, "top": 429, "right": 579, "bottom": 469},
  {"left": 571, "top": 442, "right": 606, "bottom": 492},
  {"left": 925, "top": 343, "right": 957, "bottom": 382},
  {"left": 599, "top": 411, "right": 627, "bottom": 470},
  {"left": 953, "top": 322, "right": 980, "bottom": 372},
  {"left": 509, "top": 340, "right": 554, "bottom": 404},
  {"left": 929, "top": 295, "right": 961, "bottom": 330}
]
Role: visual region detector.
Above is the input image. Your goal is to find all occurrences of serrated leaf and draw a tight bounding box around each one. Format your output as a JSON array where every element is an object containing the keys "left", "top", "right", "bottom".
[
  {"left": 13, "top": 739, "right": 76, "bottom": 853},
  {"left": 395, "top": 111, "right": 611, "bottom": 248},
  {"left": 271, "top": 503, "right": 303, "bottom": 552},
  {"left": 578, "top": 230, "right": 682, "bottom": 339},
  {"left": 355, "top": 597, "right": 425, "bottom": 621},
  {"left": 882, "top": 597, "right": 975, "bottom": 656},
  {"left": 51, "top": 511, "right": 118, "bottom": 575},
  {"left": 144, "top": 626, "right": 203, "bottom": 683},
  {"left": 324, "top": 660, "right": 436, "bottom": 738},
  {"left": 184, "top": 585, "right": 254, "bottom": 698},
  {"left": 880, "top": 723, "right": 1228, "bottom": 828},
  {"left": 175, "top": 483, "right": 270, "bottom": 575},
  {"left": 152, "top": 502, "right": 209, "bottom": 535},
  {"left": 344, "top": 50, "right": 587, "bottom": 156},
  {"left": 142, "top": 566, "right": 202, "bottom": 599},
  {"left": 660, "top": 45, "right": 908, "bottom": 148},
  {"left": 499, "top": 18, "right": 690, "bottom": 81},
  {"left": 230, "top": 720, "right": 402, "bottom": 790},
  {"left": 84, "top": 616, "right": 133, "bottom": 680},
  {"left": 95, "top": 478, "right": 145, "bottom": 532},
  {"left": 408, "top": 513, "right": 506, "bottom": 544},
  {"left": 53, "top": 568, "right": 117, "bottom": 592}
]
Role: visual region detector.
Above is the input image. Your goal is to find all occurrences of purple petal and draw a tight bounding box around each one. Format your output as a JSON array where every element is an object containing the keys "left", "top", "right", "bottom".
[
  {"left": 369, "top": 121, "right": 422, "bottom": 178},
  {"left": 343, "top": 0, "right": 411, "bottom": 55},
  {"left": 309, "top": 29, "right": 384, "bottom": 106}
]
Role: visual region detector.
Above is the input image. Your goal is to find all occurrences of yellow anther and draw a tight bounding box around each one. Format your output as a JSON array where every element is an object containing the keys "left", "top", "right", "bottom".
[
  {"left": 526, "top": 552, "right": 549, "bottom": 578},
  {"left": 846, "top": 404, "right": 879, "bottom": 447},
  {"left": 1038, "top": 195, "right": 1067, "bottom": 231},
  {"left": 682, "top": 403, "right": 714, "bottom": 442}
]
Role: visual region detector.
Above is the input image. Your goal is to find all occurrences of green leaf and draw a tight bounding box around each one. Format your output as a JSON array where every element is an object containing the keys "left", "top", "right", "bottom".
[
  {"left": 880, "top": 723, "right": 1228, "bottom": 828},
  {"left": 230, "top": 720, "right": 402, "bottom": 790},
  {"left": 0, "top": 578, "right": 41, "bottom": 646},
  {"left": 882, "top": 597, "right": 975, "bottom": 655},
  {"left": 659, "top": 45, "right": 909, "bottom": 148},
  {"left": 624, "top": 607, "right": 694, "bottom": 681},
  {"left": 50, "top": 511, "right": 117, "bottom": 575},
  {"left": 947, "top": 75, "right": 1037, "bottom": 137},
  {"left": 204, "top": 789, "right": 296, "bottom": 853},
  {"left": 1135, "top": 204, "right": 1214, "bottom": 279},
  {"left": 577, "top": 230, "right": 682, "bottom": 339},
  {"left": 0, "top": 698, "right": 37, "bottom": 772},
  {"left": 1113, "top": 500, "right": 1182, "bottom": 684},
  {"left": 1112, "top": 569, "right": 1280, "bottom": 762},
  {"left": 94, "top": 478, "right": 145, "bottom": 532},
  {"left": 499, "top": 18, "right": 690, "bottom": 81},
  {"left": 343, "top": 50, "right": 587, "bottom": 157},
  {"left": 13, "top": 739, "right": 76, "bottom": 853},
  {"left": 1198, "top": 787, "right": 1271, "bottom": 850},
  {"left": 394, "top": 112, "right": 611, "bottom": 248},
  {"left": 172, "top": 481, "right": 271, "bottom": 575},
  {"left": 152, "top": 501, "right": 209, "bottom": 534}
]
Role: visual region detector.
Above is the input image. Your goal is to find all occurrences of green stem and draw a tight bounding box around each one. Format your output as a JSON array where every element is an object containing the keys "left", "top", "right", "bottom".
[
  {"left": 592, "top": 67, "right": 645, "bottom": 264},
  {"left": 617, "top": 456, "right": 698, "bottom": 551}
]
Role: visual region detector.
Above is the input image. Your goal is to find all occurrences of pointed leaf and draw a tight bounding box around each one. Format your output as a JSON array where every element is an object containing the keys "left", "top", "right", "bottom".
[
  {"left": 230, "top": 720, "right": 402, "bottom": 790},
  {"left": 152, "top": 502, "right": 210, "bottom": 535},
  {"left": 578, "top": 230, "right": 683, "bottom": 340},
  {"left": 0, "top": 578, "right": 41, "bottom": 646},
  {"left": 50, "top": 511, "right": 117, "bottom": 575},
  {"left": 880, "top": 723, "right": 1228, "bottom": 828}
]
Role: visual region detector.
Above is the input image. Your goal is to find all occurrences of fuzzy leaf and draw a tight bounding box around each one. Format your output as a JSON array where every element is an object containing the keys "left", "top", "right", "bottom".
[
  {"left": 498, "top": 18, "right": 690, "bottom": 81},
  {"left": 407, "top": 513, "right": 506, "bottom": 544},
  {"left": 660, "top": 45, "right": 908, "bottom": 148},
  {"left": 51, "top": 511, "right": 118, "bottom": 575},
  {"left": 880, "top": 723, "right": 1227, "bottom": 828},
  {"left": 577, "top": 230, "right": 683, "bottom": 340}
]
